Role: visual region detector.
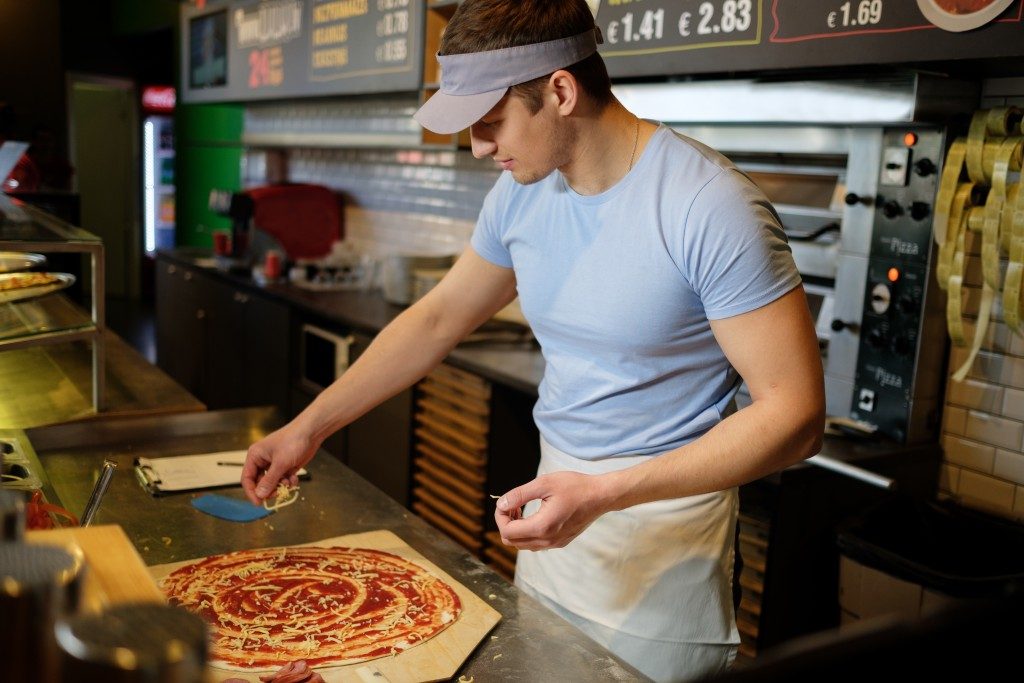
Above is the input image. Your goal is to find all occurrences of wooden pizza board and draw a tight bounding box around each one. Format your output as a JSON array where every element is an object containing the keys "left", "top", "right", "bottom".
[
  {"left": 148, "top": 529, "right": 502, "bottom": 683},
  {"left": 26, "top": 524, "right": 166, "bottom": 613}
]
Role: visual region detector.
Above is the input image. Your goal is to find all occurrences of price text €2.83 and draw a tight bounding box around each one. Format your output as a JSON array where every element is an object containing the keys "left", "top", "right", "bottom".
[{"left": 604, "top": 0, "right": 755, "bottom": 46}]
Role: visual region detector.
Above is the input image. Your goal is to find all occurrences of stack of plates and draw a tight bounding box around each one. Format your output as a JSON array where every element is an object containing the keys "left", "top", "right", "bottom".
[{"left": 0, "top": 251, "right": 45, "bottom": 274}]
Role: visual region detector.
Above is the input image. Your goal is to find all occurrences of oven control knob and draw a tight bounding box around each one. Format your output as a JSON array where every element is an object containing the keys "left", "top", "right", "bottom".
[
  {"left": 914, "top": 158, "right": 936, "bottom": 177},
  {"left": 911, "top": 202, "right": 931, "bottom": 221},
  {"left": 867, "top": 328, "right": 887, "bottom": 348},
  {"left": 871, "top": 283, "right": 892, "bottom": 315},
  {"left": 831, "top": 318, "right": 858, "bottom": 333},
  {"left": 845, "top": 192, "right": 874, "bottom": 206},
  {"left": 897, "top": 295, "right": 918, "bottom": 315},
  {"left": 891, "top": 335, "right": 914, "bottom": 356},
  {"left": 882, "top": 200, "right": 903, "bottom": 219}
]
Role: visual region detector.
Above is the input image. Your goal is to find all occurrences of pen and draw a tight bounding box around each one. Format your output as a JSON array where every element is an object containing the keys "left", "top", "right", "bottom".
[{"left": 217, "top": 461, "right": 245, "bottom": 466}]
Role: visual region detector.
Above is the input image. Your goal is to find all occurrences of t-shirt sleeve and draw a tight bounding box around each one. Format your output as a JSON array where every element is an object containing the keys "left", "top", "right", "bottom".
[
  {"left": 470, "top": 173, "right": 514, "bottom": 269},
  {"left": 677, "top": 169, "right": 802, "bottom": 320}
]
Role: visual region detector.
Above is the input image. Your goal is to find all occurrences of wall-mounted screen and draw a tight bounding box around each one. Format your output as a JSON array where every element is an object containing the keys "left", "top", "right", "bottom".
[
  {"left": 179, "top": 1, "right": 425, "bottom": 103},
  {"left": 189, "top": 10, "right": 228, "bottom": 90}
]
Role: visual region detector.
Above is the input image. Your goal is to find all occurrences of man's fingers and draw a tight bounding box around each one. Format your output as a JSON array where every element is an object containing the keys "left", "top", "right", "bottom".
[
  {"left": 242, "top": 444, "right": 272, "bottom": 504},
  {"left": 254, "top": 472, "right": 279, "bottom": 500},
  {"left": 496, "top": 514, "right": 548, "bottom": 543},
  {"left": 496, "top": 477, "right": 547, "bottom": 513}
]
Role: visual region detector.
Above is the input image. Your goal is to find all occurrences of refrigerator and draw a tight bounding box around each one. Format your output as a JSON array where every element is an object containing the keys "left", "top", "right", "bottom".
[{"left": 141, "top": 85, "right": 176, "bottom": 253}]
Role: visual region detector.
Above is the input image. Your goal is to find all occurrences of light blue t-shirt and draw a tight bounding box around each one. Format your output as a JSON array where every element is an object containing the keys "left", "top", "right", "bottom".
[{"left": 471, "top": 125, "right": 801, "bottom": 459}]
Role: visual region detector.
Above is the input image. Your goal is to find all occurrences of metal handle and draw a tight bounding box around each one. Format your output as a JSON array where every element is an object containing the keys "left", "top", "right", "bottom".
[
  {"left": 806, "top": 454, "right": 896, "bottom": 490},
  {"left": 80, "top": 460, "right": 117, "bottom": 527}
]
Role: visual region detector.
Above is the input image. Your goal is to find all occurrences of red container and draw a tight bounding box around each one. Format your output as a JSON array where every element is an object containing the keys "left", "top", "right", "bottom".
[
  {"left": 213, "top": 230, "right": 231, "bottom": 256},
  {"left": 264, "top": 250, "right": 282, "bottom": 280}
]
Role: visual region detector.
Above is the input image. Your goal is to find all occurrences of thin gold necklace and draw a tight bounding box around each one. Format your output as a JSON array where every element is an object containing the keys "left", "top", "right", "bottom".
[{"left": 627, "top": 119, "right": 640, "bottom": 173}]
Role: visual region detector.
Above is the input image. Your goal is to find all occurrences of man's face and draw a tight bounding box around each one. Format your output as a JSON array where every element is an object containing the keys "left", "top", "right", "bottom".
[{"left": 468, "top": 92, "right": 573, "bottom": 186}]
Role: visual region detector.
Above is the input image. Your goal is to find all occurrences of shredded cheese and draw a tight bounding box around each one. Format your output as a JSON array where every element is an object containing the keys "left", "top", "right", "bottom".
[{"left": 263, "top": 482, "right": 300, "bottom": 511}]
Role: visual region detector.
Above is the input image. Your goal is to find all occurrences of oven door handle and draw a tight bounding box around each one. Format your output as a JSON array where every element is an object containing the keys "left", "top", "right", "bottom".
[{"left": 806, "top": 454, "right": 897, "bottom": 490}]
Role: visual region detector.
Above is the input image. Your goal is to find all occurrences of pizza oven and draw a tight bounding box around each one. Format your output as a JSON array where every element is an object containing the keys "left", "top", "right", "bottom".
[{"left": 615, "top": 72, "right": 978, "bottom": 444}]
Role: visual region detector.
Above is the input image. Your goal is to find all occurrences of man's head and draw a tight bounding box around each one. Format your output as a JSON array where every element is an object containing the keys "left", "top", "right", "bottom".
[{"left": 413, "top": 0, "right": 611, "bottom": 135}]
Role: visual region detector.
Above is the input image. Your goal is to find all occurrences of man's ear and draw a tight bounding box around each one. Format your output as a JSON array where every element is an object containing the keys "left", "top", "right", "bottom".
[{"left": 547, "top": 69, "right": 579, "bottom": 116}]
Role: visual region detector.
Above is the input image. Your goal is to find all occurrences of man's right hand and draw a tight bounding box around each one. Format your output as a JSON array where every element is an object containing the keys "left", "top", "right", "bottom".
[{"left": 242, "top": 424, "right": 319, "bottom": 505}]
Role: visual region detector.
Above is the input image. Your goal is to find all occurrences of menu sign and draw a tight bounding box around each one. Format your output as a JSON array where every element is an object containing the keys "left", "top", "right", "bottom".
[
  {"left": 180, "top": 0, "right": 424, "bottom": 103},
  {"left": 596, "top": 0, "right": 1024, "bottom": 78}
]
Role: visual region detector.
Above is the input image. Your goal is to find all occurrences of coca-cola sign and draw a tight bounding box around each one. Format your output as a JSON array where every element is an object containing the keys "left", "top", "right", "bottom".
[{"left": 142, "top": 85, "right": 176, "bottom": 113}]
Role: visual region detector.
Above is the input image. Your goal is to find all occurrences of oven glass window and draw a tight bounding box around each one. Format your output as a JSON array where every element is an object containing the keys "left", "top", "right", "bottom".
[{"left": 304, "top": 332, "right": 337, "bottom": 390}]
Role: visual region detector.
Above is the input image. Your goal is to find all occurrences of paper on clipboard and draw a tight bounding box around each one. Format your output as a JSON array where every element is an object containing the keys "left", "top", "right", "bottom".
[{"left": 134, "top": 450, "right": 308, "bottom": 494}]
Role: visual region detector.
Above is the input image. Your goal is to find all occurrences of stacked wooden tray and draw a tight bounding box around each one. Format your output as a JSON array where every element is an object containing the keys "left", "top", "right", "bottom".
[
  {"left": 483, "top": 531, "right": 517, "bottom": 581},
  {"left": 736, "top": 512, "right": 771, "bottom": 661},
  {"left": 412, "top": 363, "right": 491, "bottom": 555}
]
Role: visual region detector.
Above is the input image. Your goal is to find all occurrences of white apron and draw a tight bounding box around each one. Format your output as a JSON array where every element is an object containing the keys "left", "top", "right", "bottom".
[{"left": 514, "top": 437, "right": 740, "bottom": 649}]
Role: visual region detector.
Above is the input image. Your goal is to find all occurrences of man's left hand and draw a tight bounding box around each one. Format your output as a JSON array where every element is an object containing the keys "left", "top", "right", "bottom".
[{"left": 494, "top": 471, "right": 613, "bottom": 550}]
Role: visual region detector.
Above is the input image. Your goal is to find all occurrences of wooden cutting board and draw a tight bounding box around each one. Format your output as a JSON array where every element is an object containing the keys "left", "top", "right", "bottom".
[
  {"left": 148, "top": 529, "right": 502, "bottom": 683},
  {"left": 25, "top": 524, "right": 166, "bottom": 613}
]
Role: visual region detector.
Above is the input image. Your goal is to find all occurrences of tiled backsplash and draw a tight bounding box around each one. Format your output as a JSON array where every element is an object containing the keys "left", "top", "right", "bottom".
[
  {"left": 241, "top": 96, "right": 499, "bottom": 256},
  {"left": 939, "top": 77, "right": 1024, "bottom": 521}
]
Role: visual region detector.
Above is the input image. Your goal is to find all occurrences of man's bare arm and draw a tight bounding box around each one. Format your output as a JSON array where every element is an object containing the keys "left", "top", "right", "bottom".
[
  {"left": 604, "top": 284, "right": 825, "bottom": 507},
  {"left": 243, "top": 247, "right": 517, "bottom": 503}
]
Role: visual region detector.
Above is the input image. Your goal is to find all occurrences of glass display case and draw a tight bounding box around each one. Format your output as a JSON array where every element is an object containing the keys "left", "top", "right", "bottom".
[{"left": 0, "top": 195, "right": 105, "bottom": 412}]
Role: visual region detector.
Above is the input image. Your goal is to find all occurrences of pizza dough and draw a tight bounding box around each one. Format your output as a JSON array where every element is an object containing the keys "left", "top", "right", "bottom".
[{"left": 159, "top": 545, "right": 462, "bottom": 671}]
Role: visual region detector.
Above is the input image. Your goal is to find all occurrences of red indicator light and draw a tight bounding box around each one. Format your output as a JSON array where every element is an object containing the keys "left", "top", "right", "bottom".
[
  {"left": 888, "top": 267, "right": 900, "bottom": 282},
  {"left": 904, "top": 132, "right": 918, "bottom": 147}
]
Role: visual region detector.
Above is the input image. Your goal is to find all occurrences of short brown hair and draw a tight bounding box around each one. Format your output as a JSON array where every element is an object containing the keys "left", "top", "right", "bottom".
[{"left": 439, "top": 0, "right": 613, "bottom": 113}]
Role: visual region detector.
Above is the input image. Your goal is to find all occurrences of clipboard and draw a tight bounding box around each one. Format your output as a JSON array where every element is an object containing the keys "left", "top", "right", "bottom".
[{"left": 134, "top": 450, "right": 309, "bottom": 496}]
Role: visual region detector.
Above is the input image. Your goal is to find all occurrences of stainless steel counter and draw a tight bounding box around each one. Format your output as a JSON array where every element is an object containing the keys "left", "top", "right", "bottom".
[{"left": 27, "top": 408, "right": 648, "bottom": 682}]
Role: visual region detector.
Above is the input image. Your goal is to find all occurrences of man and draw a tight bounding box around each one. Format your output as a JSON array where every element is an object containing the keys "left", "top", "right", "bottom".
[{"left": 242, "top": 1, "right": 824, "bottom": 680}]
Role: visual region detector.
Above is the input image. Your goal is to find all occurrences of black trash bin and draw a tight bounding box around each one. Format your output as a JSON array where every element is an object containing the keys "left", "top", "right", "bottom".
[{"left": 837, "top": 495, "right": 1024, "bottom": 622}]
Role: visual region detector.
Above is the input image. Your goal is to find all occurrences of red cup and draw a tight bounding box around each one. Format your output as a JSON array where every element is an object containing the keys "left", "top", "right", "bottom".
[
  {"left": 213, "top": 230, "right": 231, "bottom": 256},
  {"left": 264, "top": 250, "right": 282, "bottom": 280}
]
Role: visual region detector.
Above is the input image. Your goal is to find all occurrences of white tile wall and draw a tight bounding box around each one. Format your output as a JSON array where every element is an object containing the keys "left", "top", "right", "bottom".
[
  {"left": 1003, "top": 388, "right": 1024, "bottom": 421},
  {"left": 239, "top": 96, "right": 500, "bottom": 293},
  {"left": 942, "top": 405, "right": 968, "bottom": 435},
  {"left": 939, "top": 78, "right": 1024, "bottom": 523},
  {"left": 941, "top": 435, "right": 995, "bottom": 472},
  {"left": 964, "top": 410, "right": 1023, "bottom": 451},
  {"left": 958, "top": 469, "right": 1016, "bottom": 514},
  {"left": 344, "top": 206, "right": 473, "bottom": 258},
  {"left": 946, "top": 378, "right": 1004, "bottom": 413},
  {"left": 994, "top": 449, "right": 1024, "bottom": 485}
]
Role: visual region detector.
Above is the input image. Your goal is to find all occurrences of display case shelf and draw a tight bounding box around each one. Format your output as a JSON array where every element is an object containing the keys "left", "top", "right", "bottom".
[
  {"left": 0, "top": 295, "right": 95, "bottom": 344},
  {"left": 0, "top": 195, "right": 105, "bottom": 412}
]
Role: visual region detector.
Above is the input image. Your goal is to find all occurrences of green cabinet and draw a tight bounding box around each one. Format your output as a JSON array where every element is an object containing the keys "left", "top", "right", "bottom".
[{"left": 174, "top": 104, "right": 244, "bottom": 249}]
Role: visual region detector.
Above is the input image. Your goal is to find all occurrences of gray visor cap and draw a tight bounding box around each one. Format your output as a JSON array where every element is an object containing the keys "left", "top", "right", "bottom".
[{"left": 414, "top": 29, "right": 601, "bottom": 135}]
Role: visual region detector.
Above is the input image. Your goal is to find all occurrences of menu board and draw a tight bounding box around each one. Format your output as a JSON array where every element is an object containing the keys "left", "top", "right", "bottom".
[
  {"left": 595, "top": 0, "right": 1024, "bottom": 78},
  {"left": 180, "top": 0, "right": 424, "bottom": 103}
]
